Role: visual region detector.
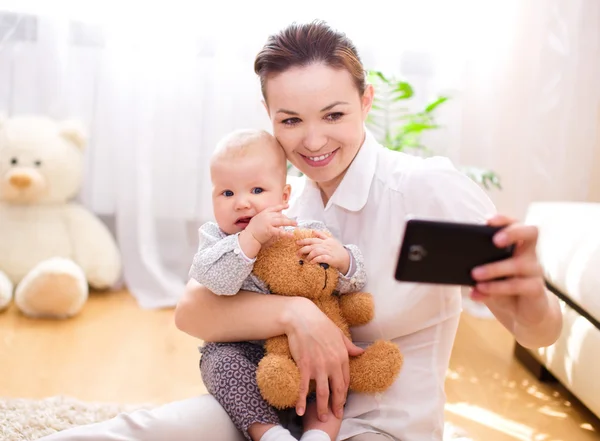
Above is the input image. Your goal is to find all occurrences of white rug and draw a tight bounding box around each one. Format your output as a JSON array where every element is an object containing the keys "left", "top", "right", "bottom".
[
  {"left": 0, "top": 396, "right": 150, "bottom": 441},
  {"left": 0, "top": 395, "right": 472, "bottom": 440}
]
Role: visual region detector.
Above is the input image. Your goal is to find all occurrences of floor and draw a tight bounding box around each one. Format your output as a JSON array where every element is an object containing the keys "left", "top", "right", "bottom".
[{"left": 0, "top": 289, "right": 598, "bottom": 441}]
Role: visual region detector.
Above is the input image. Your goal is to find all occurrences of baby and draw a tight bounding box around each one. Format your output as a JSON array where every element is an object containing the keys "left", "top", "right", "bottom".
[{"left": 189, "top": 129, "right": 367, "bottom": 441}]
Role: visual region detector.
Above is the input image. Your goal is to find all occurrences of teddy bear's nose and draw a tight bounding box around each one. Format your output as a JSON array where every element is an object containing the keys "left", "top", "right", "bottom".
[
  {"left": 9, "top": 174, "right": 32, "bottom": 189},
  {"left": 319, "top": 263, "right": 329, "bottom": 270}
]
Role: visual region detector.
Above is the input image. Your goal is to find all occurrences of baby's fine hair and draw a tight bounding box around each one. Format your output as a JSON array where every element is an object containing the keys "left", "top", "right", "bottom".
[
  {"left": 213, "top": 129, "right": 276, "bottom": 158},
  {"left": 211, "top": 129, "right": 287, "bottom": 178}
]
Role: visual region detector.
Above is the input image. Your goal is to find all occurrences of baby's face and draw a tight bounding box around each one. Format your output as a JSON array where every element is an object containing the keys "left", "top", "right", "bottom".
[{"left": 211, "top": 152, "right": 289, "bottom": 235}]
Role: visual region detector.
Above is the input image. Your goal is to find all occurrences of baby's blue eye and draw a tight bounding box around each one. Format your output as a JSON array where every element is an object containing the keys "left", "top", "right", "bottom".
[
  {"left": 223, "top": 190, "right": 234, "bottom": 197},
  {"left": 251, "top": 187, "right": 264, "bottom": 194}
]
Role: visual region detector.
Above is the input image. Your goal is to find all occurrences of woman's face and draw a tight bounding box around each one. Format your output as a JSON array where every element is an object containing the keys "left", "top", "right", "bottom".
[{"left": 263, "top": 63, "right": 373, "bottom": 191}]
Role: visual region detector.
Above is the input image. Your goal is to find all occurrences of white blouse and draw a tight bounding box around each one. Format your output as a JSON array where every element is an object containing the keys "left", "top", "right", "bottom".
[{"left": 285, "top": 129, "right": 496, "bottom": 441}]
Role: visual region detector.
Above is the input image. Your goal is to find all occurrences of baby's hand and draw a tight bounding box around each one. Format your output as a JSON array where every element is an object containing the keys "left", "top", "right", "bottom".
[
  {"left": 296, "top": 231, "right": 350, "bottom": 275},
  {"left": 245, "top": 204, "right": 297, "bottom": 245}
]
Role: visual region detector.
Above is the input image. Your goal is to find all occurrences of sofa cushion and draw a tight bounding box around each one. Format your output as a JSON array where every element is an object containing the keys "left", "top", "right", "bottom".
[
  {"left": 531, "top": 301, "right": 600, "bottom": 418},
  {"left": 525, "top": 202, "right": 600, "bottom": 324}
]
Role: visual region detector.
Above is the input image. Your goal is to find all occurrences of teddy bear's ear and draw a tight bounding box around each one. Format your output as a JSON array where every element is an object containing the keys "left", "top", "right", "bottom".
[{"left": 59, "top": 120, "right": 87, "bottom": 150}]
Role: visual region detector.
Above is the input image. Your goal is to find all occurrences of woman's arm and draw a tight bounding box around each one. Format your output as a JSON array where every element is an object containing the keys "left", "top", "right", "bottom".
[
  {"left": 470, "top": 214, "right": 563, "bottom": 349},
  {"left": 484, "top": 291, "right": 562, "bottom": 348},
  {"left": 174, "top": 278, "right": 297, "bottom": 342},
  {"left": 174, "top": 279, "right": 363, "bottom": 421},
  {"left": 403, "top": 160, "right": 562, "bottom": 349}
]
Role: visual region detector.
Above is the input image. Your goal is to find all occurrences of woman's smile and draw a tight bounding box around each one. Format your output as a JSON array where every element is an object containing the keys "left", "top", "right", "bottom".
[{"left": 299, "top": 148, "right": 339, "bottom": 168}]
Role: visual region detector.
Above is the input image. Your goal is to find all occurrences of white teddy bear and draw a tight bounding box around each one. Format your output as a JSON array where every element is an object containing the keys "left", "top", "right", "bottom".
[{"left": 0, "top": 115, "right": 122, "bottom": 318}]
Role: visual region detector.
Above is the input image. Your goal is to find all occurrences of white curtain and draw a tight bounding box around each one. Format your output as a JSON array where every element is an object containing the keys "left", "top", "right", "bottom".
[{"left": 0, "top": 0, "right": 598, "bottom": 308}]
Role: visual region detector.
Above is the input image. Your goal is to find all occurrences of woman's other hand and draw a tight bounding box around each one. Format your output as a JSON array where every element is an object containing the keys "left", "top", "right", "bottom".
[
  {"left": 282, "top": 297, "right": 364, "bottom": 422},
  {"left": 470, "top": 214, "right": 562, "bottom": 348}
]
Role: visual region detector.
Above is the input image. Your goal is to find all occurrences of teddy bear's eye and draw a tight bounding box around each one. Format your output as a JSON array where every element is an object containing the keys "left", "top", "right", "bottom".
[
  {"left": 10, "top": 157, "right": 18, "bottom": 166},
  {"left": 299, "top": 260, "right": 304, "bottom": 265},
  {"left": 34, "top": 160, "right": 42, "bottom": 167}
]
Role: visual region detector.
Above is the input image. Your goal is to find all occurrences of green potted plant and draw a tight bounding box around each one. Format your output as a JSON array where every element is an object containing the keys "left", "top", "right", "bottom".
[{"left": 366, "top": 70, "right": 501, "bottom": 190}]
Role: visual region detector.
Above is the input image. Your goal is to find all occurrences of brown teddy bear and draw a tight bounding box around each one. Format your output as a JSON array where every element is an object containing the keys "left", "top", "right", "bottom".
[{"left": 253, "top": 227, "right": 404, "bottom": 410}]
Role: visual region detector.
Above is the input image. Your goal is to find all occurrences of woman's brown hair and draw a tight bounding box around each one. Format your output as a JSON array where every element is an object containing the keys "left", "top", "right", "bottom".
[{"left": 254, "top": 20, "right": 366, "bottom": 100}]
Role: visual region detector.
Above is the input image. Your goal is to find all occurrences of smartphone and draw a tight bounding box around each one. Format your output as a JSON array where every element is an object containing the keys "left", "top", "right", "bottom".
[{"left": 394, "top": 218, "right": 516, "bottom": 286}]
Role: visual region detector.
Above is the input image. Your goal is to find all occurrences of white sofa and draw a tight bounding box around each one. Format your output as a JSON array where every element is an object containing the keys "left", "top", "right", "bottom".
[{"left": 514, "top": 201, "right": 600, "bottom": 418}]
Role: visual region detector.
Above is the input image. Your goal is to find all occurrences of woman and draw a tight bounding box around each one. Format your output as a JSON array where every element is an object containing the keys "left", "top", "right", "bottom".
[{"left": 41, "top": 20, "right": 562, "bottom": 441}]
